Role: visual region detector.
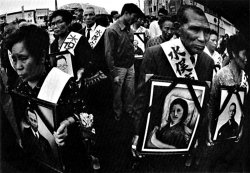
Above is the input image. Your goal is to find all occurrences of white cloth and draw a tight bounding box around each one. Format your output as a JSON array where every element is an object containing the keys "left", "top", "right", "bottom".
[{"left": 149, "top": 20, "right": 162, "bottom": 38}]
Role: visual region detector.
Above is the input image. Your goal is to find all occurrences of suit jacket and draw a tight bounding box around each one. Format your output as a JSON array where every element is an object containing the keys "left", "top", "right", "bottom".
[
  {"left": 78, "top": 25, "right": 110, "bottom": 76},
  {"left": 22, "top": 127, "right": 55, "bottom": 165},
  {"left": 133, "top": 44, "right": 214, "bottom": 134}
]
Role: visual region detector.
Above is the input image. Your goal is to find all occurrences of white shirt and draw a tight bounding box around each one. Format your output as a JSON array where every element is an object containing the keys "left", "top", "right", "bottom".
[
  {"left": 85, "top": 23, "right": 96, "bottom": 39},
  {"left": 204, "top": 46, "right": 222, "bottom": 67},
  {"left": 149, "top": 20, "right": 162, "bottom": 38}
]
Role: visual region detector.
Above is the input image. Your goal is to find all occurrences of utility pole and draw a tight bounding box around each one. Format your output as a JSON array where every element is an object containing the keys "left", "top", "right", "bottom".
[{"left": 55, "top": 0, "right": 58, "bottom": 10}]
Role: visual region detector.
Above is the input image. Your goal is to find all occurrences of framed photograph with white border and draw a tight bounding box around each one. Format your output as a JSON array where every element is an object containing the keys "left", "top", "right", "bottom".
[
  {"left": 49, "top": 51, "right": 74, "bottom": 77},
  {"left": 12, "top": 91, "right": 64, "bottom": 173},
  {"left": 134, "top": 33, "right": 146, "bottom": 59},
  {"left": 212, "top": 86, "right": 246, "bottom": 142},
  {"left": 137, "top": 77, "right": 209, "bottom": 155}
]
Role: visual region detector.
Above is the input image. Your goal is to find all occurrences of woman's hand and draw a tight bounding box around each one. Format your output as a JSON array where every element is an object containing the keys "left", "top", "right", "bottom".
[{"left": 54, "top": 120, "right": 69, "bottom": 146}]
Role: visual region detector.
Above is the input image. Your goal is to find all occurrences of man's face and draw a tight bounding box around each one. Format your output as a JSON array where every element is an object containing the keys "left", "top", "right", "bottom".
[
  {"left": 83, "top": 8, "right": 96, "bottom": 27},
  {"left": 207, "top": 34, "right": 218, "bottom": 52},
  {"left": 228, "top": 104, "right": 236, "bottom": 119},
  {"left": 51, "top": 16, "right": 69, "bottom": 36},
  {"left": 125, "top": 12, "right": 138, "bottom": 25},
  {"left": 161, "top": 20, "right": 174, "bottom": 41},
  {"left": 28, "top": 111, "right": 38, "bottom": 132},
  {"left": 179, "top": 9, "right": 210, "bottom": 55}
]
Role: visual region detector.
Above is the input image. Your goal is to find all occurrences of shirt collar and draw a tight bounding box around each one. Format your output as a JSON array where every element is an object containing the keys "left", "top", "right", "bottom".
[{"left": 87, "top": 23, "right": 96, "bottom": 31}]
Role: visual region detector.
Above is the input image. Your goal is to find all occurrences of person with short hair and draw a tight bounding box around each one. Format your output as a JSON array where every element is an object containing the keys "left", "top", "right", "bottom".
[
  {"left": 204, "top": 29, "right": 222, "bottom": 74},
  {"left": 146, "top": 15, "right": 174, "bottom": 48},
  {"left": 105, "top": 3, "right": 144, "bottom": 121},
  {"left": 6, "top": 24, "right": 94, "bottom": 172},
  {"left": 149, "top": 8, "right": 168, "bottom": 38},
  {"left": 50, "top": 9, "right": 92, "bottom": 79},
  {"left": 217, "top": 102, "right": 239, "bottom": 140},
  {"left": 131, "top": 5, "right": 214, "bottom": 172},
  {"left": 206, "top": 33, "right": 248, "bottom": 172}
]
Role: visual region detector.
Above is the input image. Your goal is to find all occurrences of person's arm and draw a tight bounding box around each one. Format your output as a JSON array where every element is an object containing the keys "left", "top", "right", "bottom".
[
  {"left": 104, "top": 28, "right": 117, "bottom": 78},
  {"left": 207, "top": 74, "right": 220, "bottom": 145}
]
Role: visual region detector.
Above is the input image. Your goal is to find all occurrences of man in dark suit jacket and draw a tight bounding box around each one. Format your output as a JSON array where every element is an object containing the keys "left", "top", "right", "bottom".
[
  {"left": 22, "top": 108, "right": 55, "bottom": 166},
  {"left": 78, "top": 6, "right": 112, "bottom": 115},
  {"left": 131, "top": 5, "right": 214, "bottom": 172}
]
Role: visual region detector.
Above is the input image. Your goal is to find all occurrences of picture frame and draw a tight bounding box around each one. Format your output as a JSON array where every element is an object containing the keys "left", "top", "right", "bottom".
[
  {"left": 212, "top": 86, "right": 246, "bottom": 142},
  {"left": 137, "top": 76, "right": 209, "bottom": 155},
  {"left": 134, "top": 32, "right": 146, "bottom": 59},
  {"left": 49, "top": 51, "right": 74, "bottom": 77},
  {"left": 12, "top": 91, "right": 64, "bottom": 173}
]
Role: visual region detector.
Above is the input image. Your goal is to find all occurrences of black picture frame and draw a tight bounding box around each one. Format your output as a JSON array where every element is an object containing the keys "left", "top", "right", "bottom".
[
  {"left": 49, "top": 50, "right": 74, "bottom": 77},
  {"left": 137, "top": 76, "right": 209, "bottom": 155},
  {"left": 134, "top": 32, "right": 146, "bottom": 59},
  {"left": 12, "top": 91, "right": 64, "bottom": 173},
  {"left": 212, "top": 86, "right": 246, "bottom": 143}
]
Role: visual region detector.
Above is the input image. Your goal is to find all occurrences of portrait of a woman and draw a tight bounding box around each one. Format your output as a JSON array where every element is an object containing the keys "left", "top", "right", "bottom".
[{"left": 147, "top": 98, "right": 189, "bottom": 149}]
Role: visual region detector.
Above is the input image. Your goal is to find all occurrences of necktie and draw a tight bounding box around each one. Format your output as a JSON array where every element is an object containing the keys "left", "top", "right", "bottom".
[
  {"left": 190, "top": 55, "right": 195, "bottom": 65},
  {"left": 86, "top": 28, "right": 91, "bottom": 40}
]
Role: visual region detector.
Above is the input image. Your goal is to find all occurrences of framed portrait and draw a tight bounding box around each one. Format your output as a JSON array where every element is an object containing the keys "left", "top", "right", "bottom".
[
  {"left": 212, "top": 86, "right": 246, "bottom": 142},
  {"left": 134, "top": 33, "right": 146, "bottom": 59},
  {"left": 50, "top": 51, "right": 74, "bottom": 77},
  {"left": 12, "top": 91, "right": 64, "bottom": 173},
  {"left": 137, "top": 77, "right": 209, "bottom": 155}
]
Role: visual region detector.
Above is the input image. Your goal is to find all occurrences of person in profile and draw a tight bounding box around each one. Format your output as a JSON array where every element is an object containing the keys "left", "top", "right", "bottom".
[
  {"left": 217, "top": 102, "right": 239, "bottom": 140},
  {"left": 22, "top": 107, "right": 55, "bottom": 165},
  {"left": 147, "top": 98, "right": 189, "bottom": 149},
  {"left": 133, "top": 40, "right": 143, "bottom": 56},
  {"left": 56, "top": 55, "right": 68, "bottom": 73}
]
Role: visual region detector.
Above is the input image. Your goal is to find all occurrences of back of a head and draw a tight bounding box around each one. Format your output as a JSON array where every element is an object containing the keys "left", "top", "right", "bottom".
[
  {"left": 111, "top": 10, "right": 118, "bottom": 17},
  {"left": 6, "top": 25, "right": 49, "bottom": 62},
  {"left": 121, "top": 3, "right": 144, "bottom": 18},
  {"left": 50, "top": 9, "right": 73, "bottom": 25},
  {"left": 177, "top": 5, "right": 206, "bottom": 26},
  {"left": 227, "top": 33, "right": 248, "bottom": 58}
]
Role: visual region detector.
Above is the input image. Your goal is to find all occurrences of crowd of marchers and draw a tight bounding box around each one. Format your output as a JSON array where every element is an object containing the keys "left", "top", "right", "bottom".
[{"left": 0, "top": 3, "right": 249, "bottom": 173}]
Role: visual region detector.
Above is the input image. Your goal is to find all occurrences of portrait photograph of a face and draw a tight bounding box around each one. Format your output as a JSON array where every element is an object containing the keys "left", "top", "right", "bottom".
[
  {"left": 213, "top": 87, "right": 245, "bottom": 142},
  {"left": 137, "top": 77, "right": 208, "bottom": 155}
]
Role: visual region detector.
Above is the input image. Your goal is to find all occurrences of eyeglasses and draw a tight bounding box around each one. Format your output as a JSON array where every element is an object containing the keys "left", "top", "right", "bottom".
[{"left": 51, "top": 20, "right": 65, "bottom": 26}]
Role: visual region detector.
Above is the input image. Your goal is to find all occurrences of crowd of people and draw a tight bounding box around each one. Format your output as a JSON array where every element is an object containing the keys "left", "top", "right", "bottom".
[{"left": 0, "top": 2, "right": 249, "bottom": 173}]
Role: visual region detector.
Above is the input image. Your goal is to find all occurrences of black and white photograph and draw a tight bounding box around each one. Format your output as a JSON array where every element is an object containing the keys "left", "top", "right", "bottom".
[
  {"left": 134, "top": 33, "right": 146, "bottom": 58},
  {"left": 1, "top": 0, "right": 249, "bottom": 172},
  {"left": 213, "top": 87, "right": 246, "bottom": 142},
  {"left": 138, "top": 78, "right": 207, "bottom": 155}
]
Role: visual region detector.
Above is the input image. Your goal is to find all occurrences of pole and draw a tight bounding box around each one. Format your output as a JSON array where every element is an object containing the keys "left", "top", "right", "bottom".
[
  {"left": 21, "top": 6, "right": 24, "bottom": 19},
  {"left": 55, "top": 0, "right": 58, "bottom": 10}
]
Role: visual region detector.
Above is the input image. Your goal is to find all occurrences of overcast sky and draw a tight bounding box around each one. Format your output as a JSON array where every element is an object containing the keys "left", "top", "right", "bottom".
[{"left": 0, "top": 0, "right": 144, "bottom": 15}]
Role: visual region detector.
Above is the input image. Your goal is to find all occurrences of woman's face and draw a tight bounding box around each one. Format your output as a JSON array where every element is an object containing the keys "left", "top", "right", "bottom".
[
  {"left": 235, "top": 49, "right": 247, "bottom": 70},
  {"left": 51, "top": 16, "right": 69, "bottom": 37},
  {"left": 11, "top": 41, "right": 43, "bottom": 82},
  {"left": 170, "top": 103, "right": 184, "bottom": 124}
]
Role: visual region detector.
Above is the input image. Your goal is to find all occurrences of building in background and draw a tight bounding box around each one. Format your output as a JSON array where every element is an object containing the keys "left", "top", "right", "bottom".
[{"left": 143, "top": 0, "right": 237, "bottom": 36}]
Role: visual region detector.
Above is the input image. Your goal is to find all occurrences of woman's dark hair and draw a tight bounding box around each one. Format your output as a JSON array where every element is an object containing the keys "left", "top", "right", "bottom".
[
  {"left": 6, "top": 25, "right": 49, "bottom": 64},
  {"left": 169, "top": 98, "right": 189, "bottom": 123},
  {"left": 227, "top": 33, "right": 248, "bottom": 59},
  {"left": 50, "top": 9, "right": 73, "bottom": 25}
]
